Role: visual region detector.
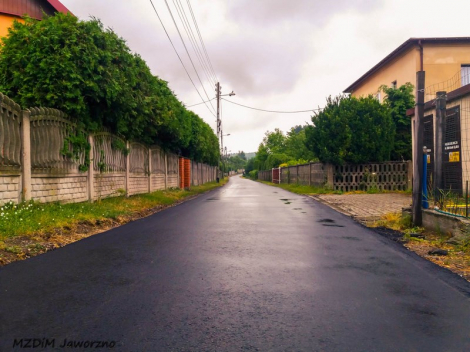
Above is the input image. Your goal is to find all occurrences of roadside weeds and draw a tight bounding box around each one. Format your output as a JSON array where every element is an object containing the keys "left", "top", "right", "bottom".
[
  {"left": 0, "top": 179, "right": 227, "bottom": 266},
  {"left": 371, "top": 212, "right": 470, "bottom": 282}
]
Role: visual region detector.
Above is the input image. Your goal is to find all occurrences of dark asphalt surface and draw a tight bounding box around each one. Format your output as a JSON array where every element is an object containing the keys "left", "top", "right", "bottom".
[{"left": 1, "top": 175, "right": 470, "bottom": 351}]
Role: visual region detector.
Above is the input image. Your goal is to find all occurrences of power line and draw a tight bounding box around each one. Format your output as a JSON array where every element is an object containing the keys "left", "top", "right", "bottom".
[
  {"left": 186, "top": 0, "right": 218, "bottom": 83},
  {"left": 163, "top": 0, "right": 217, "bottom": 115},
  {"left": 172, "top": 0, "right": 216, "bottom": 89},
  {"left": 221, "top": 98, "right": 322, "bottom": 114},
  {"left": 186, "top": 97, "right": 215, "bottom": 107},
  {"left": 148, "top": 0, "right": 215, "bottom": 117}
]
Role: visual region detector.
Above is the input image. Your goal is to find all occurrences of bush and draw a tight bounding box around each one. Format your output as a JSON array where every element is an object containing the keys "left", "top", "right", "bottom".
[
  {"left": 305, "top": 95, "right": 394, "bottom": 165},
  {"left": 248, "top": 170, "right": 258, "bottom": 179}
]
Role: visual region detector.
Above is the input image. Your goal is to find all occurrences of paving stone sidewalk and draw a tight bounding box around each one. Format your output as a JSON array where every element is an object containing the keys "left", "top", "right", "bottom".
[{"left": 311, "top": 193, "right": 412, "bottom": 224}]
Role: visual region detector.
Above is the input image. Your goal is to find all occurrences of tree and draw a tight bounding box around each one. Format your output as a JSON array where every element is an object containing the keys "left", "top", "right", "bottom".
[
  {"left": 285, "top": 126, "right": 316, "bottom": 161},
  {"left": 0, "top": 13, "right": 220, "bottom": 165},
  {"left": 381, "top": 83, "right": 414, "bottom": 161},
  {"left": 305, "top": 95, "right": 395, "bottom": 165}
]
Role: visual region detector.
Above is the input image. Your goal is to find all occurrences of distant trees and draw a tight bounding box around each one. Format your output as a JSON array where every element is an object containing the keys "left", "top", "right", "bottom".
[
  {"left": 0, "top": 13, "right": 219, "bottom": 165},
  {"left": 254, "top": 127, "right": 315, "bottom": 170},
  {"left": 305, "top": 95, "right": 395, "bottom": 165}
]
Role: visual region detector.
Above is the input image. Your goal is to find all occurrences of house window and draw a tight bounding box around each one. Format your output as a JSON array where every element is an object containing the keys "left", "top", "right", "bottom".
[
  {"left": 461, "top": 65, "right": 470, "bottom": 86},
  {"left": 375, "top": 92, "right": 381, "bottom": 103},
  {"left": 391, "top": 80, "right": 397, "bottom": 89}
]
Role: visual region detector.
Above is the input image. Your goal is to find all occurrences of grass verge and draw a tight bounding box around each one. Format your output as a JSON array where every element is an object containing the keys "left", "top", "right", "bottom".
[
  {"left": 371, "top": 212, "right": 470, "bottom": 281},
  {"left": 253, "top": 179, "right": 411, "bottom": 196},
  {"left": 0, "top": 179, "right": 227, "bottom": 265},
  {"left": 256, "top": 180, "right": 340, "bottom": 195}
]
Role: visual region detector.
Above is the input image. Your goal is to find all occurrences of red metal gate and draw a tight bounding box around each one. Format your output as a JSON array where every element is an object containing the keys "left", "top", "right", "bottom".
[{"left": 272, "top": 168, "right": 280, "bottom": 184}]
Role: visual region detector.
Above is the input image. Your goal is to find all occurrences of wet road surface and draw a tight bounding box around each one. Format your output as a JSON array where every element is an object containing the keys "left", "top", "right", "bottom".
[{"left": 1, "top": 175, "right": 470, "bottom": 351}]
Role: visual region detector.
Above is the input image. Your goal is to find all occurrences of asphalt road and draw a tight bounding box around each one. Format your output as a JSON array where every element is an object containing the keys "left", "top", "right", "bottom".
[{"left": 1, "top": 175, "right": 470, "bottom": 351}]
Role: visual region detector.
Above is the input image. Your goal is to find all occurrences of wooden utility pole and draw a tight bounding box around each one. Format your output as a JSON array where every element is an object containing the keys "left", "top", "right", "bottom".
[
  {"left": 412, "top": 71, "right": 425, "bottom": 225},
  {"left": 434, "top": 91, "right": 446, "bottom": 197}
]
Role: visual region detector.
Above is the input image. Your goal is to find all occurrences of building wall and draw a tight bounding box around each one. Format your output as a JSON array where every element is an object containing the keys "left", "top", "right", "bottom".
[
  {"left": 350, "top": 43, "right": 470, "bottom": 100},
  {"left": 423, "top": 44, "right": 470, "bottom": 89},
  {"left": 351, "top": 48, "right": 419, "bottom": 99},
  {"left": 0, "top": 13, "right": 22, "bottom": 38}
]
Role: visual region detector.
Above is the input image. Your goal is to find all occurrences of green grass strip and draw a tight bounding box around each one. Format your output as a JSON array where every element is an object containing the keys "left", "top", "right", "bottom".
[{"left": 0, "top": 179, "right": 227, "bottom": 240}]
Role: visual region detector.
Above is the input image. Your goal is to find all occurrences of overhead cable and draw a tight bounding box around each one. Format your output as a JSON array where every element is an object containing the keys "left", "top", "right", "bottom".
[
  {"left": 186, "top": 0, "right": 218, "bottom": 83},
  {"left": 149, "top": 0, "right": 215, "bottom": 117},
  {"left": 172, "top": 0, "right": 216, "bottom": 88},
  {"left": 163, "top": 0, "right": 217, "bottom": 115},
  {"left": 221, "top": 98, "right": 323, "bottom": 114},
  {"left": 186, "top": 97, "right": 215, "bottom": 107}
]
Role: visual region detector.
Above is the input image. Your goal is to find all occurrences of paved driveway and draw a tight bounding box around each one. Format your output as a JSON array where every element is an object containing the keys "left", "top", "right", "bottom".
[{"left": 312, "top": 193, "right": 412, "bottom": 223}]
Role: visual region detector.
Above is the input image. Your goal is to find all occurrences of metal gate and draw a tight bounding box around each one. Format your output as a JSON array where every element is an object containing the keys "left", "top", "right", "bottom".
[
  {"left": 443, "top": 106, "right": 462, "bottom": 193},
  {"left": 423, "top": 114, "right": 434, "bottom": 187},
  {"left": 272, "top": 168, "right": 280, "bottom": 184}
]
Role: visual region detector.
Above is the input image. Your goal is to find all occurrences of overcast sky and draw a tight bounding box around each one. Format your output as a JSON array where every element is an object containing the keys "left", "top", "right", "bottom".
[{"left": 61, "top": 0, "right": 470, "bottom": 154}]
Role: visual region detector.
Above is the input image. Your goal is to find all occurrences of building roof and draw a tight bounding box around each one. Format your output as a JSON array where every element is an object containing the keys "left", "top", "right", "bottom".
[
  {"left": 0, "top": 0, "right": 73, "bottom": 20},
  {"left": 343, "top": 37, "right": 470, "bottom": 94},
  {"left": 46, "top": 0, "right": 73, "bottom": 15}
]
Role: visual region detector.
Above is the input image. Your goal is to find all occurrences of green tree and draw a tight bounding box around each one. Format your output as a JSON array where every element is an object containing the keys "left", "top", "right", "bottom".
[
  {"left": 381, "top": 83, "right": 414, "bottom": 161},
  {"left": 285, "top": 126, "right": 316, "bottom": 161},
  {"left": 305, "top": 95, "right": 394, "bottom": 165}
]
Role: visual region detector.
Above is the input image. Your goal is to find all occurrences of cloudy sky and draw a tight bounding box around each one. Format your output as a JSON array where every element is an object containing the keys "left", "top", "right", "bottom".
[{"left": 61, "top": 0, "right": 470, "bottom": 154}]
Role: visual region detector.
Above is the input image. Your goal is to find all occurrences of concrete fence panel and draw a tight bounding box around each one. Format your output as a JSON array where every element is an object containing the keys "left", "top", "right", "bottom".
[{"left": 167, "top": 153, "right": 179, "bottom": 188}]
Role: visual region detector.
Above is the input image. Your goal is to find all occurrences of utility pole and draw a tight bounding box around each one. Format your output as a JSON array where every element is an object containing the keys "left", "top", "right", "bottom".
[
  {"left": 412, "top": 71, "right": 425, "bottom": 225},
  {"left": 216, "top": 82, "right": 221, "bottom": 180},
  {"left": 434, "top": 91, "right": 446, "bottom": 196}
]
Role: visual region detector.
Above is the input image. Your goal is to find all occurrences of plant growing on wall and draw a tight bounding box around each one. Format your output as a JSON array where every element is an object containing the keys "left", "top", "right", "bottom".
[{"left": 60, "top": 129, "right": 90, "bottom": 172}]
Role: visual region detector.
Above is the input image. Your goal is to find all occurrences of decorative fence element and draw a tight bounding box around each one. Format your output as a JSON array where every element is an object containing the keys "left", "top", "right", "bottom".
[
  {"left": 258, "top": 161, "right": 412, "bottom": 191},
  {"left": 93, "top": 133, "right": 126, "bottom": 173},
  {"left": 0, "top": 93, "right": 22, "bottom": 170},
  {"left": 167, "top": 153, "right": 179, "bottom": 175},
  {"left": 30, "top": 107, "right": 86, "bottom": 173},
  {"left": 0, "top": 93, "right": 220, "bottom": 205},
  {"left": 151, "top": 147, "right": 166, "bottom": 175},
  {"left": 129, "top": 142, "right": 149, "bottom": 174},
  {"left": 333, "top": 162, "right": 410, "bottom": 192}
]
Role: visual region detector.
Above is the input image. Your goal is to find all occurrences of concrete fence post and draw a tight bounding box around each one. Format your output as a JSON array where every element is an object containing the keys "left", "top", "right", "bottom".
[
  {"left": 87, "top": 135, "right": 95, "bottom": 202},
  {"left": 407, "top": 160, "right": 413, "bottom": 191},
  {"left": 164, "top": 153, "right": 168, "bottom": 189},
  {"left": 326, "top": 163, "right": 334, "bottom": 189},
  {"left": 309, "top": 163, "right": 312, "bottom": 186},
  {"left": 125, "top": 141, "right": 130, "bottom": 197},
  {"left": 148, "top": 147, "right": 152, "bottom": 193},
  {"left": 21, "top": 110, "right": 31, "bottom": 202}
]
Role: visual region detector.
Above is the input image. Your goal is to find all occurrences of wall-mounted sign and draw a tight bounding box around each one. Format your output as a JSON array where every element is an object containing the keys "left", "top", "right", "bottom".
[
  {"left": 445, "top": 141, "right": 460, "bottom": 150},
  {"left": 449, "top": 151, "right": 460, "bottom": 162}
]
